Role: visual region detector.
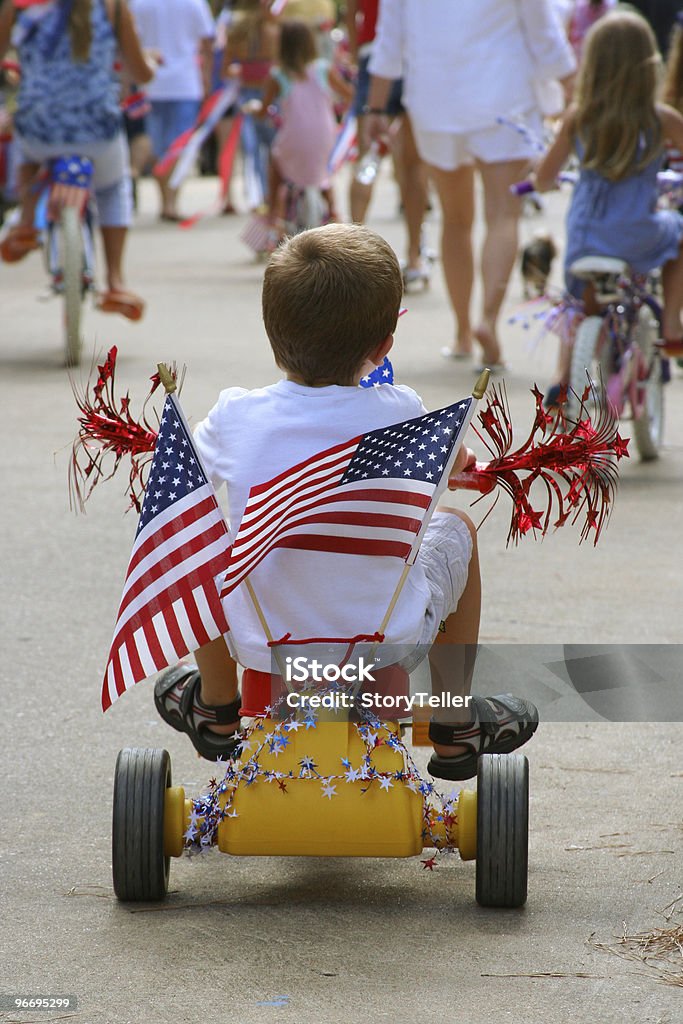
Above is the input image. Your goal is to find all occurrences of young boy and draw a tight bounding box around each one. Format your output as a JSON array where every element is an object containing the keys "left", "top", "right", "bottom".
[{"left": 155, "top": 223, "right": 538, "bottom": 781}]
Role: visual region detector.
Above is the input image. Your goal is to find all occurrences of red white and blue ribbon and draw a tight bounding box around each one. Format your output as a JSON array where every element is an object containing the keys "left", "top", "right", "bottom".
[
  {"left": 327, "top": 110, "right": 358, "bottom": 175},
  {"left": 180, "top": 113, "right": 244, "bottom": 229},
  {"left": 153, "top": 82, "right": 240, "bottom": 186}
]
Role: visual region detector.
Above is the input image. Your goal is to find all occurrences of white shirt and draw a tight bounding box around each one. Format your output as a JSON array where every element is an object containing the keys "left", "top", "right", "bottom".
[
  {"left": 369, "top": 0, "right": 576, "bottom": 133},
  {"left": 194, "top": 379, "right": 435, "bottom": 672},
  {"left": 130, "top": 0, "right": 215, "bottom": 101}
]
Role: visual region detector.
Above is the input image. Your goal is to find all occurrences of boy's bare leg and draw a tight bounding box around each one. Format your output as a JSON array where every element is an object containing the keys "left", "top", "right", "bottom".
[
  {"left": 194, "top": 637, "right": 240, "bottom": 735},
  {"left": 427, "top": 508, "right": 481, "bottom": 757}
]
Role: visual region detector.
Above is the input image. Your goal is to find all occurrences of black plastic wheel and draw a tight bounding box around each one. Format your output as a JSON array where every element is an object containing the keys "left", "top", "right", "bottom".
[
  {"left": 475, "top": 753, "right": 529, "bottom": 908},
  {"left": 112, "top": 748, "right": 171, "bottom": 902}
]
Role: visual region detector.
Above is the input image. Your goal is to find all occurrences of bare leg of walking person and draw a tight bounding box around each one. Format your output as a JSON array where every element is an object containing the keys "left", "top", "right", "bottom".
[
  {"left": 429, "top": 163, "right": 475, "bottom": 357},
  {"left": 473, "top": 158, "right": 527, "bottom": 366},
  {"left": 392, "top": 115, "right": 428, "bottom": 275}
]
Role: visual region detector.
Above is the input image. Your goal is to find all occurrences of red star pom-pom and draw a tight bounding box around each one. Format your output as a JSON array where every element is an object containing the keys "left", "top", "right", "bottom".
[
  {"left": 70, "top": 347, "right": 181, "bottom": 512},
  {"left": 451, "top": 381, "right": 621, "bottom": 545},
  {"left": 421, "top": 856, "right": 438, "bottom": 871}
]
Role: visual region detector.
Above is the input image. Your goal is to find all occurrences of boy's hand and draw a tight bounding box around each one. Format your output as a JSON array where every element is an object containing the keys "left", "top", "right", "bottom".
[{"left": 447, "top": 446, "right": 476, "bottom": 487}]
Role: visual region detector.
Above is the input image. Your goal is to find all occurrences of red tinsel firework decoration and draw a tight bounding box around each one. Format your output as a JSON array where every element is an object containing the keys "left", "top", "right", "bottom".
[
  {"left": 69, "top": 347, "right": 182, "bottom": 513},
  {"left": 451, "top": 381, "right": 628, "bottom": 545}
]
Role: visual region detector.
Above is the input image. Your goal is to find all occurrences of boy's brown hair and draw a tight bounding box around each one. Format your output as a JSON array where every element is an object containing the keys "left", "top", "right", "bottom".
[{"left": 262, "top": 224, "right": 403, "bottom": 386}]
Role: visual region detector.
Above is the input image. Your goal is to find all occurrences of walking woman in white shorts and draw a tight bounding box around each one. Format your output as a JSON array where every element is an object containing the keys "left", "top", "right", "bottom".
[{"left": 365, "top": 0, "right": 575, "bottom": 368}]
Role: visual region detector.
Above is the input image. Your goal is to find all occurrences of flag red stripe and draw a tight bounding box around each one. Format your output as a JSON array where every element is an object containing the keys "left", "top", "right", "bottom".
[
  {"left": 277, "top": 535, "right": 412, "bottom": 558},
  {"left": 125, "top": 635, "right": 146, "bottom": 684},
  {"left": 183, "top": 590, "right": 212, "bottom": 648},
  {"left": 112, "top": 648, "right": 127, "bottom": 700},
  {"left": 163, "top": 603, "right": 189, "bottom": 661},
  {"left": 143, "top": 615, "right": 167, "bottom": 670},
  {"left": 205, "top": 582, "right": 230, "bottom": 633}
]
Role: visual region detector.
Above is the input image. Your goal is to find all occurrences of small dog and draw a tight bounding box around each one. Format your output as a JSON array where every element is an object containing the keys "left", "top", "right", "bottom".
[{"left": 520, "top": 232, "right": 557, "bottom": 298}]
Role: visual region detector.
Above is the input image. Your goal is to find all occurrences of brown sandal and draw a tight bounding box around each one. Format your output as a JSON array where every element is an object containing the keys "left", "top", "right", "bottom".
[
  {"left": 97, "top": 289, "right": 145, "bottom": 322},
  {"left": 0, "top": 225, "right": 42, "bottom": 263},
  {"left": 658, "top": 338, "right": 683, "bottom": 356}
]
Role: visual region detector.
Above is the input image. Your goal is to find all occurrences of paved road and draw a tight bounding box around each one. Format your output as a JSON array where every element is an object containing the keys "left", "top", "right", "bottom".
[{"left": 2, "top": 168, "right": 682, "bottom": 1024}]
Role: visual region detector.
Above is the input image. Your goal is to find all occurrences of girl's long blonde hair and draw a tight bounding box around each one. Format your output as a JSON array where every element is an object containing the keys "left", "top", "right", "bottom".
[{"left": 574, "top": 10, "right": 662, "bottom": 182}]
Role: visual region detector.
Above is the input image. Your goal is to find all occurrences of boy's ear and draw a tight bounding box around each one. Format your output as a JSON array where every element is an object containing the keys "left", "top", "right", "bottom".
[{"left": 369, "top": 334, "right": 394, "bottom": 366}]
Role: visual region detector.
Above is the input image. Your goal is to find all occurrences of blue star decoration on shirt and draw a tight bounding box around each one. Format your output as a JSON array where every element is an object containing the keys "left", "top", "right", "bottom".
[
  {"left": 137, "top": 399, "right": 208, "bottom": 536},
  {"left": 359, "top": 356, "right": 394, "bottom": 388},
  {"left": 341, "top": 400, "right": 471, "bottom": 485}
]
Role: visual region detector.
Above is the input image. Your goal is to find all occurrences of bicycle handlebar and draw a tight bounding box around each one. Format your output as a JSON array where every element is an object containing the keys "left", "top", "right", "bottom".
[{"left": 511, "top": 168, "right": 683, "bottom": 197}]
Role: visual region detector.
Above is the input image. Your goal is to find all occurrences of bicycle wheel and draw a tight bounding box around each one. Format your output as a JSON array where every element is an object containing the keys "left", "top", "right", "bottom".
[
  {"left": 61, "top": 206, "right": 83, "bottom": 368},
  {"left": 569, "top": 315, "right": 607, "bottom": 420},
  {"left": 475, "top": 754, "right": 529, "bottom": 908},
  {"left": 112, "top": 748, "right": 171, "bottom": 902},
  {"left": 630, "top": 305, "right": 663, "bottom": 461}
]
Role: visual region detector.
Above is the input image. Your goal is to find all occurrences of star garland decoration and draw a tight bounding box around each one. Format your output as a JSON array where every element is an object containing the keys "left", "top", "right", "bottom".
[{"left": 183, "top": 697, "right": 460, "bottom": 869}]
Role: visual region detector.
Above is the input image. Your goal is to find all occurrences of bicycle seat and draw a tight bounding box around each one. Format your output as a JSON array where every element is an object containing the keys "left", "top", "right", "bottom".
[
  {"left": 241, "top": 664, "right": 410, "bottom": 717},
  {"left": 569, "top": 255, "right": 629, "bottom": 279}
]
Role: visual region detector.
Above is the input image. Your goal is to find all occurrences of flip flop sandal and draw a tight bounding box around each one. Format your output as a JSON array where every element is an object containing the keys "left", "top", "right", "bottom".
[
  {"left": 426, "top": 693, "right": 539, "bottom": 781},
  {"left": 97, "top": 289, "right": 145, "bottom": 322},
  {"left": 473, "top": 362, "right": 508, "bottom": 375},
  {"left": 658, "top": 338, "right": 683, "bottom": 356},
  {"left": 440, "top": 347, "right": 473, "bottom": 361},
  {"left": 0, "top": 225, "right": 41, "bottom": 263},
  {"left": 154, "top": 665, "right": 242, "bottom": 761}
]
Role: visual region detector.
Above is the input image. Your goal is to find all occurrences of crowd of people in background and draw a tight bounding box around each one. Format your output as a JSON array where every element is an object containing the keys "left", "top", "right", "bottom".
[{"left": 2, "top": 0, "right": 683, "bottom": 354}]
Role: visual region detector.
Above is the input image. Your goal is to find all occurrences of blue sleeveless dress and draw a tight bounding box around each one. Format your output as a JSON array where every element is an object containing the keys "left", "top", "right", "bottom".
[
  {"left": 565, "top": 138, "right": 683, "bottom": 281},
  {"left": 14, "top": 0, "right": 121, "bottom": 145}
]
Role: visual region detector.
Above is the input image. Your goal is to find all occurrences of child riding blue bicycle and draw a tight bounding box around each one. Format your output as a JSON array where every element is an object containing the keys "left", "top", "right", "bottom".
[
  {"left": 0, "top": 0, "right": 158, "bottom": 320},
  {"left": 529, "top": 7, "right": 683, "bottom": 397}
]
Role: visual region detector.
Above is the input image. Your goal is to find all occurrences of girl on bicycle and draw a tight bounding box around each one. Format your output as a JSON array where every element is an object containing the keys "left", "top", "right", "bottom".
[
  {"left": 0, "top": 0, "right": 157, "bottom": 320},
  {"left": 253, "top": 18, "right": 353, "bottom": 233},
  {"left": 534, "top": 9, "right": 683, "bottom": 356}
]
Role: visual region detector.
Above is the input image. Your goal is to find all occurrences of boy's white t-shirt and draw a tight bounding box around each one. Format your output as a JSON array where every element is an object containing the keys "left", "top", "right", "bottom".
[
  {"left": 129, "top": 0, "right": 215, "bottom": 101},
  {"left": 194, "top": 379, "right": 436, "bottom": 672}
]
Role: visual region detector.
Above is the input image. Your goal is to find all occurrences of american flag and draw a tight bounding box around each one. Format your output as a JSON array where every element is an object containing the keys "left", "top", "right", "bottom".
[
  {"left": 221, "top": 398, "right": 474, "bottom": 598},
  {"left": 102, "top": 394, "right": 232, "bottom": 711}
]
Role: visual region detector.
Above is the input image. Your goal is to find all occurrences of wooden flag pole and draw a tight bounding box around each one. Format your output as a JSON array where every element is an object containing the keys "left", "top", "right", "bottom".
[
  {"left": 157, "top": 363, "right": 177, "bottom": 394},
  {"left": 244, "top": 577, "right": 293, "bottom": 692},
  {"left": 370, "top": 369, "right": 491, "bottom": 657}
]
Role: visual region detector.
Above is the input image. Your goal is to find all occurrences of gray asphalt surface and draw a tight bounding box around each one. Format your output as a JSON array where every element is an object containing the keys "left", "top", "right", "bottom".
[{"left": 2, "top": 167, "right": 682, "bottom": 1024}]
